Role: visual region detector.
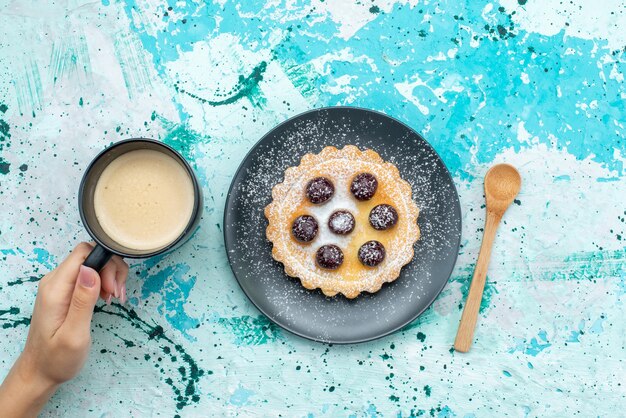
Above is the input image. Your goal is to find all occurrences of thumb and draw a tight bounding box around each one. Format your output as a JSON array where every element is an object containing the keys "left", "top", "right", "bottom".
[{"left": 63, "top": 265, "right": 101, "bottom": 338}]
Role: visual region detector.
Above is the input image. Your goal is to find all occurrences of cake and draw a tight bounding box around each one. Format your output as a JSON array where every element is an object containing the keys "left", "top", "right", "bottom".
[{"left": 265, "top": 145, "right": 420, "bottom": 298}]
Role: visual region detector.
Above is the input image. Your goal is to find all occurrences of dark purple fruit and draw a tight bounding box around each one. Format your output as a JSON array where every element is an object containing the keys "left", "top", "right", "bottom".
[
  {"left": 369, "top": 204, "right": 398, "bottom": 230},
  {"left": 316, "top": 244, "right": 344, "bottom": 269},
  {"left": 350, "top": 173, "right": 378, "bottom": 201},
  {"left": 358, "top": 241, "right": 386, "bottom": 267},
  {"left": 291, "top": 215, "right": 318, "bottom": 242},
  {"left": 306, "top": 177, "right": 334, "bottom": 204},
  {"left": 328, "top": 210, "right": 355, "bottom": 235}
]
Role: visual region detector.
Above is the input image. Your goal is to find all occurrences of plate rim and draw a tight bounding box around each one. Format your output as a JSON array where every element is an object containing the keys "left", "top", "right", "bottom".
[{"left": 223, "top": 106, "right": 462, "bottom": 344}]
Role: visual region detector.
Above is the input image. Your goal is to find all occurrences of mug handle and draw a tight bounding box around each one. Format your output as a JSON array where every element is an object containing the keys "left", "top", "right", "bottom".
[{"left": 83, "top": 244, "right": 113, "bottom": 271}]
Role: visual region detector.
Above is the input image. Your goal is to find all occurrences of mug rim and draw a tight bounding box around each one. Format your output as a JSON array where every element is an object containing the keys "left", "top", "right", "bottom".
[{"left": 78, "top": 137, "right": 202, "bottom": 258}]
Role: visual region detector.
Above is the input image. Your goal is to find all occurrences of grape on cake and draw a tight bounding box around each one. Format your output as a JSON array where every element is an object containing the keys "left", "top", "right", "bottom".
[{"left": 264, "top": 145, "right": 420, "bottom": 298}]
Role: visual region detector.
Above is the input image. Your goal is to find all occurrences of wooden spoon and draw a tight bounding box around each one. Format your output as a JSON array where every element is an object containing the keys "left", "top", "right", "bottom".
[{"left": 454, "top": 164, "right": 522, "bottom": 353}]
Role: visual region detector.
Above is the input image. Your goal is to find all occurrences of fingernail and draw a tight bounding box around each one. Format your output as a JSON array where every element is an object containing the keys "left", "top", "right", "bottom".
[
  {"left": 78, "top": 265, "right": 96, "bottom": 288},
  {"left": 114, "top": 283, "right": 120, "bottom": 299},
  {"left": 120, "top": 286, "right": 127, "bottom": 304},
  {"left": 106, "top": 294, "right": 112, "bottom": 305}
]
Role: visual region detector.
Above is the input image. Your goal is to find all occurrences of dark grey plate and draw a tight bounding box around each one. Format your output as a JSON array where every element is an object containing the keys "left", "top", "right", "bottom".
[{"left": 224, "top": 107, "right": 461, "bottom": 344}]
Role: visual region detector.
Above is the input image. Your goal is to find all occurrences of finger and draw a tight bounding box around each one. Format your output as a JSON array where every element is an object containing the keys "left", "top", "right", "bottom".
[
  {"left": 98, "top": 289, "right": 112, "bottom": 305},
  {"left": 60, "top": 242, "right": 95, "bottom": 271},
  {"left": 99, "top": 260, "right": 118, "bottom": 298},
  {"left": 110, "top": 255, "right": 129, "bottom": 303},
  {"left": 45, "top": 242, "right": 95, "bottom": 299},
  {"left": 53, "top": 242, "right": 94, "bottom": 283},
  {"left": 61, "top": 265, "right": 101, "bottom": 339}
]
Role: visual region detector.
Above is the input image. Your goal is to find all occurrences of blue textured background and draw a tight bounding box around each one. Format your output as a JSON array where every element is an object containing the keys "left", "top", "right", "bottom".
[{"left": 0, "top": 0, "right": 624, "bottom": 416}]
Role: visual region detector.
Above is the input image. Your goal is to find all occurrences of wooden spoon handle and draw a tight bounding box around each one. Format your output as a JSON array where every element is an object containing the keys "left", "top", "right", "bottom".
[{"left": 454, "top": 211, "right": 501, "bottom": 352}]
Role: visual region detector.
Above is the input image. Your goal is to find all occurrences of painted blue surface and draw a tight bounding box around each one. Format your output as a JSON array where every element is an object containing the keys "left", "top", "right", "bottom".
[{"left": 0, "top": 0, "right": 624, "bottom": 416}]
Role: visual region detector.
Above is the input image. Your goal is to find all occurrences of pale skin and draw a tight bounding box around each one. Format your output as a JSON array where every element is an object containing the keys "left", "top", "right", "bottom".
[{"left": 0, "top": 243, "right": 129, "bottom": 418}]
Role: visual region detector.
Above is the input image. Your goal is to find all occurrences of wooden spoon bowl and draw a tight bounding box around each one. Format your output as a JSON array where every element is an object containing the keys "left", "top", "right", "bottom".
[{"left": 485, "top": 164, "right": 522, "bottom": 215}]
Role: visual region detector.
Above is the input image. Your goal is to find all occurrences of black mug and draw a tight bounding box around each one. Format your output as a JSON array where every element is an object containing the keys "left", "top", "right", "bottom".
[{"left": 78, "top": 138, "right": 203, "bottom": 271}]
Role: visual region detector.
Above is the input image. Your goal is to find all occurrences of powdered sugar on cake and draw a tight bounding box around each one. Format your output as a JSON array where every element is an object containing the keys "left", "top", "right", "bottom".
[{"left": 304, "top": 174, "right": 357, "bottom": 251}]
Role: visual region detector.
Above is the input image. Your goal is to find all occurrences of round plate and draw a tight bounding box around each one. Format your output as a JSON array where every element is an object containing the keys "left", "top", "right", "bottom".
[{"left": 224, "top": 107, "right": 461, "bottom": 344}]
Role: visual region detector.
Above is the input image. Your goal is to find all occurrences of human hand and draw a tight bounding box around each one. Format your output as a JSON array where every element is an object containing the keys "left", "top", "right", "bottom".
[{"left": 0, "top": 242, "right": 129, "bottom": 417}]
